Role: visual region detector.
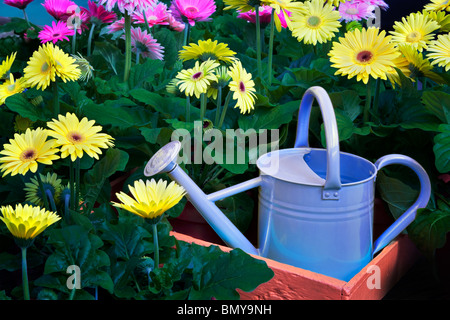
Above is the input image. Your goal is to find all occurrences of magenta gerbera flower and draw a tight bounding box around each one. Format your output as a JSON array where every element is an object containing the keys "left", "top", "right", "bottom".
[
  {"left": 237, "top": 5, "right": 290, "bottom": 28},
  {"left": 338, "top": 1, "right": 375, "bottom": 22},
  {"left": 107, "top": 17, "right": 125, "bottom": 33},
  {"left": 38, "top": 20, "right": 74, "bottom": 44},
  {"left": 4, "top": 0, "right": 34, "bottom": 9},
  {"left": 81, "top": 0, "right": 117, "bottom": 26},
  {"left": 169, "top": 0, "right": 216, "bottom": 26},
  {"left": 42, "top": 0, "right": 77, "bottom": 20},
  {"left": 98, "top": 0, "right": 155, "bottom": 15},
  {"left": 166, "top": 12, "right": 185, "bottom": 32},
  {"left": 358, "top": 0, "right": 388, "bottom": 10},
  {"left": 133, "top": 2, "right": 170, "bottom": 27},
  {"left": 122, "top": 27, "right": 164, "bottom": 60}
]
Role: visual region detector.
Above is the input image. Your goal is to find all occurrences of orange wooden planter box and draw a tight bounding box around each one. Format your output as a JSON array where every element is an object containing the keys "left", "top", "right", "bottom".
[{"left": 171, "top": 231, "right": 421, "bottom": 300}]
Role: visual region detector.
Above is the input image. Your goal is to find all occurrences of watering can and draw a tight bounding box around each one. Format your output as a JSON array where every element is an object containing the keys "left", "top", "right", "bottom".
[{"left": 144, "top": 86, "right": 431, "bottom": 281}]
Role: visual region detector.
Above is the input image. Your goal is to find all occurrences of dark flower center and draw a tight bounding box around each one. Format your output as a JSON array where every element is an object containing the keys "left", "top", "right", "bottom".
[
  {"left": 20, "top": 149, "right": 37, "bottom": 162},
  {"left": 68, "top": 132, "right": 84, "bottom": 143},
  {"left": 192, "top": 71, "right": 203, "bottom": 80},
  {"left": 356, "top": 50, "right": 374, "bottom": 64},
  {"left": 239, "top": 81, "right": 246, "bottom": 92}
]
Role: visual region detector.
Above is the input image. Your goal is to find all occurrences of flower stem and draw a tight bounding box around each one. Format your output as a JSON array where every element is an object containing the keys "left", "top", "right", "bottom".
[
  {"left": 75, "top": 158, "right": 81, "bottom": 213},
  {"left": 255, "top": 6, "right": 263, "bottom": 85},
  {"left": 64, "top": 193, "right": 70, "bottom": 221},
  {"left": 22, "top": 9, "right": 30, "bottom": 27},
  {"left": 36, "top": 172, "right": 49, "bottom": 211},
  {"left": 136, "top": 50, "right": 140, "bottom": 64},
  {"left": 21, "top": 247, "right": 30, "bottom": 300},
  {"left": 200, "top": 93, "right": 207, "bottom": 122},
  {"left": 373, "top": 78, "right": 381, "bottom": 117},
  {"left": 87, "top": 24, "right": 96, "bottom": 56},
  {"left": 186, "top": 95, "right": 191, "bottom": 122},
  {"left": 72, "top": 23, "right": 78, "bottom": 54},
  {"left": 218, "top": 91, "right": 232, "bottom": 129},
  {"left": 215, "top": 85, "right": 223, "bottom": 126},
  {"left": 183, "top": 22, "right": 190, "bottom": 47},
  {"left": 53, "top": 81, "right": 59, "bottom": 117},
  {"left": 45, "top": 188, "right": 57, "bottom": 213},
  {"left": 123, "top": 12, "right": 132, "bottom": 82},
  {"left": 69, "top": 160, "right": 75, "bottom": 211},
  {"left": 152, "top": 223, "right": 159, "bottom": 269},
  {"left": 268, "top": 8, "right": 275, "bottom": 87},
  {"left": 363, "top": 79, "right": 372, "bottom": 123}
]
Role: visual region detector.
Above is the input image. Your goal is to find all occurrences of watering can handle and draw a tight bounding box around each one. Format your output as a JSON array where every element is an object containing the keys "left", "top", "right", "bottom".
[
  {"left": 372, "top": 154, "right": 431, "bottom": 254},
  {"left": 294, "top": 86, "right": 341, "bottom": 197}
]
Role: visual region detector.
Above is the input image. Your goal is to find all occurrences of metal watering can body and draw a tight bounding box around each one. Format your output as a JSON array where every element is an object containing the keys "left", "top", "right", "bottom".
[{"left": 145, "top": 86, "right": 431, "bottom": 282}]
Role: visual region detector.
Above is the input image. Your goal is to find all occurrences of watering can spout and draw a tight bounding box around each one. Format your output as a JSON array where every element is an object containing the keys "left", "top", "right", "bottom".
[{"left": 144, "top": 140, "right": 260, "bottom": 256}]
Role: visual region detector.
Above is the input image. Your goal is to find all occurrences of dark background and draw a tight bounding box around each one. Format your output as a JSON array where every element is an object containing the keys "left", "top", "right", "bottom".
[{"left": 381, "top": 0, "right": 430, "bottom": 30}]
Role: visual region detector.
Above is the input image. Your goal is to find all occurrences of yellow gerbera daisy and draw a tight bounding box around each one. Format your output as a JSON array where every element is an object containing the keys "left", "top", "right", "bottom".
[
  {"left": 424, "top": 0, "right": 450, "bottom": 12},
  {"left": 24, "top": 43, "right": 80, "bottom": 91},
  {"left": 50, "top": 44, "right": 81, "bottom": 83},
  {"left": 0, "top": 128, "right": 60, "bottom": 177},
  {"left": 0, "top": 204, "right": 60, "bottom": 247},
  {"left": 261, "top": 0, "right": 304, "bottom": 31},
  {"left": 390, "top": 12, "right": 440, "bottom": 52},
  {"left": 24, "top": 172, "right": 63, "bottom": 208},
  {"left": 329, "top": 27, "right": 399, "bottom": 84},
  {"left": 386, "top": 48, "right": 413, "bottom": 88},
  {"left": 289, "top": 0, "right": 341, "bottom": 45},
  {"left": 423, "top": 9, "right": 450, "bottom": 32},
  {"left": 176, "top": 59, "right": 220, "bottom": 98},
  {"left": 327, "top": 0, "right": 349, "bottom": 7},
  {"left": 46, "top": 112, "right": 115, "bottom": 162},
  {"left": 228, "top": 60, "right": 257, "bottom": 114},
  {"left": 223, "top": 0, "right": 258, "bottom": 13},
  {"left": 398, "top": 43, "right": 443, "bottom": 83},
  {"left": 0, "top": 52, "right": 17, "bottom": 80},
  {"left": 427, "top": 32, "right": 450, "bottom": 71},
  {"left": 179, "top": 39, "right": 236, "bottom": 64},
  {"left": 112, "top": 179, "right": 186, "bottom": 223},
  {"left": 0, "top": 73, "right": 27, "bottom": 105}
]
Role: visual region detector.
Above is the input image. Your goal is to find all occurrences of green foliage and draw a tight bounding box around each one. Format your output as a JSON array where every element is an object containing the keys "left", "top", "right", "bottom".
[{"left": 0, "top": 1, "right": 449, "bottom": 299}]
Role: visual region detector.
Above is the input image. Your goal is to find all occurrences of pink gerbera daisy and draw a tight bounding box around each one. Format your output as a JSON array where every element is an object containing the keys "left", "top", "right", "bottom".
[
  {"left": 81, "top": 0, "right": 117, "bottom": 26},
  {"left": 42, "top": 0, "right": 76, "bottom": 20},
  {"left": 338, "top": 1, "right": 375, "bottom": 22},
  {"left": 358, "top": 0, "right": 388, "bottom": 10},
  {"left": 98, "top": 0, "right": 155, "bottom": 15},
  {"left": 107, "top": 17, "right": 125, "bottom": 33},
  {"left": 237, "top": 5, "right": 290, "bottom": 28},
  {"left": 166, "top": 12, "right": 185, "bottom": 31},
  {"left": 4, "top": 0, "right": 34, "bottom": 9},
  {"left": 133, "top": 2, "right": 170, "bottom": 27},
  {"left": 169, "top": 0, "right": 216, "bottom": 26},
  {"left": 122, "top": 27, "right": 164, "bottom": 60},
  {"left": 38, "top": 20, "right": 74, "bottom": 44}
]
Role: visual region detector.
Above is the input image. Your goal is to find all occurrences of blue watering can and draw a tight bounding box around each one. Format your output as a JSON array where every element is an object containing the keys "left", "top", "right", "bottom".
[{"left": 144, "top": 86, "right": 431, "bottom": 281}]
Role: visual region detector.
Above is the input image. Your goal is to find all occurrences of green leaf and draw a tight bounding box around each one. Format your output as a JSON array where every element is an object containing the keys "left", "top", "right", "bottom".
[
  {"left": 421, "top": 91, "right": 450, "bottom": 124},
  {"left": 188, "top": 245, "right": 274, "bottom": 300},
  {"left": 408, "top": 207, "right": 450, "bottom": 260},
  {"left": 83, "top": 148, "right": 129, "bottom": 213},
  {"left": 328, "top": 90, "right": 362, "bottom": 121},
  {"left": 41, "top": 225, "right": 113, "bottom": 293},
  {"left": 238, "top": 99, "right": 299, "bottom": 131},
  {"left": 128, "top": 59, "right": 164, "bottom": 89},
  {"left": 129, "top": 88, "right": 196, "bottom": 119},
  {"left": 83, "top": 99, "right": 157, "bottom": 129},
  {"left": 4, "top": 93, "right": 50, "bottom": 121},
  {"left": 376, "top": 171, "right": 419, "bottom": 220},
  {"left": 433, "top": 124, "right": 450, "bottom": 173}
]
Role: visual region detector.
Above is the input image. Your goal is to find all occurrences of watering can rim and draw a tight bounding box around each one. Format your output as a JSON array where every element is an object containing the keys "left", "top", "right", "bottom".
[{"left": 256, "top": 147, "right": 378, "bottom": 187}]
